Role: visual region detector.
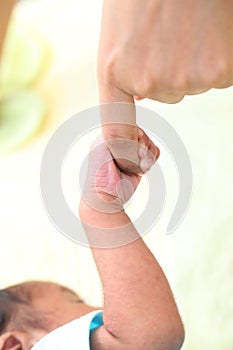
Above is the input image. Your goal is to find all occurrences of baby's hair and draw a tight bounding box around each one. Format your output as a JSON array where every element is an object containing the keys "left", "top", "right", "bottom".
[
  {"left": 0, "top": 287, "right": 26, "bottom": 334},
  {"left": 0, "top": 284, "right": 46, "bottom": 335}
]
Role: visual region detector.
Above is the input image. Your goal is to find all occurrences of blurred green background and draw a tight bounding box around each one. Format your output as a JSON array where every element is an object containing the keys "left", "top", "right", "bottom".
[{"left": 0, "top": 1, "right": 232, "bottom": 349}]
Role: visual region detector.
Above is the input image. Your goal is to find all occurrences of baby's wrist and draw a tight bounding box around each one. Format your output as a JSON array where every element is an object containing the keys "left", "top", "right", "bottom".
[
  {"left": 79, "top": 197, "right": 127, "bottom": 229},
  {"left": 81, "top": 185, "right": 124, "bottom": 215},
  {"left": 79, "top": 199, "right": 136, "bottom": 247}
]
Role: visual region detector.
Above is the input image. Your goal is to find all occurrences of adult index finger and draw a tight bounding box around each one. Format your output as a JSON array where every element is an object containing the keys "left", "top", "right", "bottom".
[{"left": 99, "top": 81, "right": 140, "bottom": 174}]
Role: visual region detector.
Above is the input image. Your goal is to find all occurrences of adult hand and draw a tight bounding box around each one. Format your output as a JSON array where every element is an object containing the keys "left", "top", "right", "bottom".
[
  {"left": 98, "top": 0, "right": 233, "bottom": 173},
  {"left": 98, "top": 0, "right": 233, "bottom": 104}
]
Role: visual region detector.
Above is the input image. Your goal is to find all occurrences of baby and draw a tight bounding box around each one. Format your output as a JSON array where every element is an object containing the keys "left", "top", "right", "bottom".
[{"left": 0, "top": 129, "right": 184, "bottom": 350}]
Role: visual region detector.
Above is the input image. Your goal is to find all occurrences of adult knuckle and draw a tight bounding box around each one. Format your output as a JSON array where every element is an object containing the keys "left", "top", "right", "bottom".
[
  {"left": 160, "top": 71, "right": 186, "bottom": 102},
  {"left": 200, "top": 55, "right": 229, "bottom": 87},
  {"left": 133, "top": 73, "right": 156, "bottom": 98},
  {"left": 98, "top": 49, "right": 119, "bottom": 85},
  {"left": 170, "top": 74, "right": 187, "bottom": 93}
]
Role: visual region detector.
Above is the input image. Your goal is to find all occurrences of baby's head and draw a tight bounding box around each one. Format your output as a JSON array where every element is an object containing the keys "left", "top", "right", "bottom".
[{"left": 0, "top": 281, "right": 91, "bottom": 350}]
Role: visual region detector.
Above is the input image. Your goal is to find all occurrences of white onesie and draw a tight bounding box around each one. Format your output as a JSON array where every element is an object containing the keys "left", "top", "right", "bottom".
[{"left": 32, "top": 310, "right": 103, "bottom": 350}]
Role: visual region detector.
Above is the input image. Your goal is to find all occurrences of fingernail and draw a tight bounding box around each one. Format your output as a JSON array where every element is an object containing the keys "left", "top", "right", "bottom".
[
  {"left": 139, "top": 144, "right": 148, "bottom": 158},
  {"left": 140, "top": 157, "right": 154, "bottom": 173},
  {"left": 138, "top": 128, "right": 143, "bottom": 138},
  {"left": 146, "top": 158, "right": 153, "bottom": 169}
]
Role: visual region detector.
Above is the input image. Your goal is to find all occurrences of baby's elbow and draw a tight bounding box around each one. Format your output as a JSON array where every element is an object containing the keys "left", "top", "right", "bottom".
[
  {"left": 144, "top": 315, "right": 185, "bottom": 350},
  {"left": 109, "top": 317, "right": 185, "bottom": 350},
  {"left": 167, "top": 322, "right": 185, "bottom": 350},
  {"left": 155, "top": 318, "right": 185, "bottom": 350}
]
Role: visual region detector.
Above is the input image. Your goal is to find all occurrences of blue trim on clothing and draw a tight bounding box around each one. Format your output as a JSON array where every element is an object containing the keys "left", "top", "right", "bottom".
[{"left": 90, "top": 311, "right": 103, "bottom": 332}]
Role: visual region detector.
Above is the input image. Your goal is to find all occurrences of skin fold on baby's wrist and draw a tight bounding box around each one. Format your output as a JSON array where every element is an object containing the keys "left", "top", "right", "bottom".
[
  {"left": 80, "top": 186, "right": 124, "bottom": 215},
  {"left": 79, "top": 198, "right": 138, "bottom": 248},
  {"left": 79, "top": 197, "right": 127, "bottom": 229}
]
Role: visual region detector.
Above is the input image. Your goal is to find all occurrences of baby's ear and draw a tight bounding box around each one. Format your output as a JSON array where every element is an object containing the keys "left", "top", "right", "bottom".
[
  {"left": 0, "top": 329, "right": 47, "bottom": 350},
  {"left": 0, "top": 331, "right": 31, "bottom": 350}
]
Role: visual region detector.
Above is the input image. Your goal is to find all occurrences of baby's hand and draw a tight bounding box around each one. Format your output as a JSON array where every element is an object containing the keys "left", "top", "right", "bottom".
[
  {"left": 137, "top": 127, "right": 160, "bottom": 174},
  {"left": 82, "top": 129, "right": 159, "bottom": 213},
  {"left": 105, "top": 125, "right": 159, "bottom": 175}
]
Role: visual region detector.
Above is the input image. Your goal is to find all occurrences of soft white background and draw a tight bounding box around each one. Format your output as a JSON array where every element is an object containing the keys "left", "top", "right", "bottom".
[{"left": 0, "top": 1, "right": 232, "bottom": 349}]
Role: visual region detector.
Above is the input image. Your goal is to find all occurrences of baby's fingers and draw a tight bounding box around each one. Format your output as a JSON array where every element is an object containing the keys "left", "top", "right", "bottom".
[{"left": 138, "top": 128, "right": 160, "bottom": 173}]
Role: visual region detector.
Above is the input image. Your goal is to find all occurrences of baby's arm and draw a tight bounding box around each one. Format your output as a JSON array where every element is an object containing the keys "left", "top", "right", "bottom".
[{"left": 79, "top": 134, "right": 184, "bottom": 350}]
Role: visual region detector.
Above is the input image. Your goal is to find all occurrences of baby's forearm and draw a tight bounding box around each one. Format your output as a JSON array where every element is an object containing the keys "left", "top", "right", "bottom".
[{"left": 79, "top": 199, "right": 184, "bottom": 350}]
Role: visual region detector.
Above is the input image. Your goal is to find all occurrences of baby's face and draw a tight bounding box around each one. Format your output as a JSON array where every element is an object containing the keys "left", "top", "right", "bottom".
[{"left": 21, "top": 281, "right": 96, "bottom": 332}]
